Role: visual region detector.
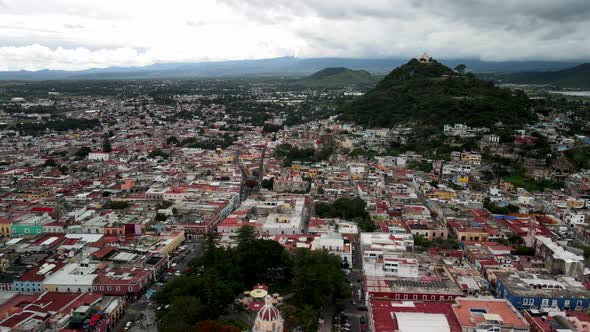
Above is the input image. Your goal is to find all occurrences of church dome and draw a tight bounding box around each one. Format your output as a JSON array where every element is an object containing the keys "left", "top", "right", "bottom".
[
  {"left": 258, "top": 303, "right": 280, "bottom": 321},
  {"left": 253, "top": 295, "right": 284, "bottom": 332}
]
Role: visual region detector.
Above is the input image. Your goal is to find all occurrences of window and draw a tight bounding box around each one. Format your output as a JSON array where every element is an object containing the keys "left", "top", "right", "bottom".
[
  {"left": 36, "top": 229, "right": 41, "bottom": 234},
  {"left": 552, "top": 300, "right": 558, "bottom": 307},
  {"left": 128, "top": 286, "right": 133, "bottom": 292},
  {"left": 116, "top": 286, "right": 120, "bottom": 292},
  {"left": 99, "top": 286, "right": 104, "bottom": 291},
  {"left": 541, "top": 299, "right": 549, "bottom": 306},
  {"left": 403, "top": 294, "right": 408, "bottom": 300},
  {"left": 107, "top": 286, "right": 111, "bottom": 291},
  {"left": 470, "top": 308, "right": 487, "bottom": 314},
  {"left": 25, "top": 228, "right": 30, "bottom": 234},
  {"left": 431, "top": 295, "right": 436, "bottom": 301},
  {"left": 577, "top": 300, "right": 583, "bottom": 307},
  {"left": 413, "top": 295, "right": 418, "bottom": 300},
  {"left": 423, "top": 295, "right": 428, "bottom": 300},
  {"left": 564, "top": 300, "right": 570, "bottom": 307}
]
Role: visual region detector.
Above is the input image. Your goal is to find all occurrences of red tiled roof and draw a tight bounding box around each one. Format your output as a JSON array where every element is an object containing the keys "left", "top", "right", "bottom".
[
  {"left": 371, "top": 300, "right": 461, "bottom": 332},
  {"left": 91, "top": 246, "right": 116, "bottom": 259}
]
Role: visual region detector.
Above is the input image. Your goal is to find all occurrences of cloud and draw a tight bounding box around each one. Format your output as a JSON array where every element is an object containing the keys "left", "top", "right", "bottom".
[{"left": 0, "top": 0, "right": 589, "bottom": 70}]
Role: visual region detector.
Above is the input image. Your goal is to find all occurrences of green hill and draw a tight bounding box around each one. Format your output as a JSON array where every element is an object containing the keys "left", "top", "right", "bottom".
[
  {"left": 338, "top": 58, "right": 534, "bottom": 128},
  {"left": 503, "top": 63, "right": 590, "bottom": 88},
  {"left": 301, "top": 67, "right": 372, "bottom": 87}
]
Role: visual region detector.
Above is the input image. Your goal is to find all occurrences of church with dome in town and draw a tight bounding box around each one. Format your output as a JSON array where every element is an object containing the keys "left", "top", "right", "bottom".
[{"left": 252, "top": 295, "right": 284, "bottom": 332}]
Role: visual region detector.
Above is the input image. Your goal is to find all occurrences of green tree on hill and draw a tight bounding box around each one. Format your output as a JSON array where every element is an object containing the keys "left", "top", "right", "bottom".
[{"left": 454, "top": 64, "right": 467, "bottom": 74}]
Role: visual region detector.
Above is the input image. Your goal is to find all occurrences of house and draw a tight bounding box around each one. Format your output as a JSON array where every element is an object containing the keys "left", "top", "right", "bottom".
[
  {"left": 496, "top": 272, "right": 590, "bottom": 311},
  {"left": 452, "top": 297, "right": 529, "bottom": 332}
]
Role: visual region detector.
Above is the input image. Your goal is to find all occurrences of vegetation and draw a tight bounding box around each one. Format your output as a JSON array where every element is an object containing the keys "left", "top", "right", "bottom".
[
  {"left": 413, "top": 234, "right": 460, "bottom": 250},
  {"left": 565, "top": 146, "right": 590, "bottom": 170},
  {"left": 502, "top": 172, "right": 563, "bottom": 192},
  {"left": 408, "top": 160, "right": 433, "bottom": 173},
  {"left": 104, "top": 201, "right": 130, "bottom": 210},
  {"left": 275, "top": 143, "right": 331, "bottom": 166},
  {"left": 484, "top": 199, "right": 519, "bottom": 215},
  {"left": 148, "top": 148, "right": 170, "bottom": 160},
  {"left": 514, "top": 246, "right": 535, "bottom": 256},
  {"left": 496, "top": 234, "right": 524, "bottom": 246},
  {"left": 315, "top": 197, "right": 376, "bottom": 232},
  {"left": 502, "top": 63, "right": 590, "bottom": 88},
  {"left": 301, "top": 67, "right": 372, "bottom": 87},
  {"left": 156, "top": 226, "right": 348, "bottom": 332},
  {"left": 177, "top": 134, "right": 236, "bottom": 150},
  {"left": 261, "top": 178, "right": 274, "bottom": 190},
  {"left": 75, "top": 146, "right": 92, "bottom": 158},
  {"left": 15, "top": 118, "right": 101, "bottom": 136},
  {"left": 338, "top": 58, "right": 533, "bottom": 128},
  {"left": 102, "top": 136, "right": 112, "bottom": 153}
]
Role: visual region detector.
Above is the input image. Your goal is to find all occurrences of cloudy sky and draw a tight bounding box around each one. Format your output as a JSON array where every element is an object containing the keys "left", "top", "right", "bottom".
[{"left": 1, "top": 0, "right": 589, "bottom": 71}]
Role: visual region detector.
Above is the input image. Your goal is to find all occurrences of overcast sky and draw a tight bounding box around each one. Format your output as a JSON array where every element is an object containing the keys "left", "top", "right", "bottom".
[{"left": 1, "top": 0, "right": 589, "bottom": 71}]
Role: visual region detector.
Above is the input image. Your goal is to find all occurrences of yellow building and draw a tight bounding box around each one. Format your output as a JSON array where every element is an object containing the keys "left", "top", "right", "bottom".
[
  {"left": 457, "top": 176, "right": 469, "bottom": 184},
  {"left": 0, "top": 220, "right": 11, "bottom": 237},
  {"left": 20, "top": 189, "right": 54, "bottom": 200},
  {"left": 427, "top": 190, "right": 457, "bottom": 201}
]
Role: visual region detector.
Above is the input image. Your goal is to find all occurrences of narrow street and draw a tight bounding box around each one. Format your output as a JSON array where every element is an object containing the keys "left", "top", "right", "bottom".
[
  {"left": 343, "top": 240, "right": 366, "bottom": 332},
  {"left": 111, "top": 240, "right": 203, "bottom": 332}
]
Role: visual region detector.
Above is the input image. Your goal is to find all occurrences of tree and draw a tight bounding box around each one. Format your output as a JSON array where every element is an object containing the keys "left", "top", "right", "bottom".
[
  {"left": 44, "top": 159, "right": 57, "bottom": 167},
  {"left": 515, "top": 246, "right": 535, "bottom": 256},
  {"left": 508, "top": 234, "right": 524, "bottom": 246},
  {"left": 194, "top": 320, "right": 240, "bottom": 332},
  {"left": 236, "top": 225, "right": 256, "bottom": 248},
  {"left": 102, "top": 136, "right": 112, "bottom": 153},
  {"left": 75, "top": 146, "right": 91, "bottom": 158},
  {"left": 292, "top": 249, "right": 348, "bottom": 308},
  {"left": 298, "top": 305, "right": 319, "bottom": 332},
  {"left": 166, "top": 136, "right": 180, "bottom": 145},
  {"left": 58, "top": 165, "right": 68, "bottom": 174},
  {"left": 454, "top": 64, "right": 467, "bottom": 74},
  {"left": 203, "top": 231, "right": 220, "bottom": 266},
  {"left": 261, "top": 178, "right": 274, "bottom": 190},
  {"left": 155, "top": 213, "right": 168, "bottom": 222},
  {"left": 104, "top": 201, "right": 129, "bottom": 209}
]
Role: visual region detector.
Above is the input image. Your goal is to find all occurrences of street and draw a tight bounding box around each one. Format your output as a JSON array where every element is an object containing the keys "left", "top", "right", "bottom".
[
  {"left": 111, "top": 240, "right": 203, "bottom": 332},
  {"left": 345, "top": 240, "right": 366, "bottom": 332}
]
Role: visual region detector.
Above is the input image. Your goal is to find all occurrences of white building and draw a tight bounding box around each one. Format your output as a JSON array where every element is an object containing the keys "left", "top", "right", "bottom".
[
  {"left": 312, "top": 232, "right": 352, "bottom": 267},
  {"left": 262, "top": 198, "right": 305, "bottom": 235},
  {"left": 88, "top": 152, "right": 110, "bottom": 161},
  {"left": 360, "top": 232, "right": 411, "bottom": 272},
  {"left": 42, "top": 261, "right": 98, "bottom": 293}
]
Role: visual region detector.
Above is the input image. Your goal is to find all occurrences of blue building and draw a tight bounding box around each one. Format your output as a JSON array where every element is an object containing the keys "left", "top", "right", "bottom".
[{"left": 496, "top": 272, "right": 590, "bottom": 311}]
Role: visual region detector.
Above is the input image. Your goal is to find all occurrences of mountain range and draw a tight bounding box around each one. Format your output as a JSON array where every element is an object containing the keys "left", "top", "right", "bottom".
[
  {"left": 0, "top": 56, "right": 583, "bottom": 81},
  {"left": 497, "top": 63, "right": 590, "bottom": 88}
]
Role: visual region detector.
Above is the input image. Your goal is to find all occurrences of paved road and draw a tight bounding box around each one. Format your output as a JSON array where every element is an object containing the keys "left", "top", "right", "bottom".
[
  {"left": 343, "top": 240, "right": 366, "bottom": 332},
  {"left": 112, "top": 240, "right": 203, "bottom": 332}
]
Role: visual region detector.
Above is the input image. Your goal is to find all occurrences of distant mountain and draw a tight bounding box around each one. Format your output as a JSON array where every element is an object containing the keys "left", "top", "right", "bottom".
[
  {"left": 298, "top": 67, "right": 372, "bottom": 87},
  {"left": 0, "top": 56, "right": 583, "bottom": 81},
  {"left": 338, "top": 58, "right": 535, "bottom": 128},
  {"left": 500, "top": 63, "right": 590, "bottom": 88}
]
